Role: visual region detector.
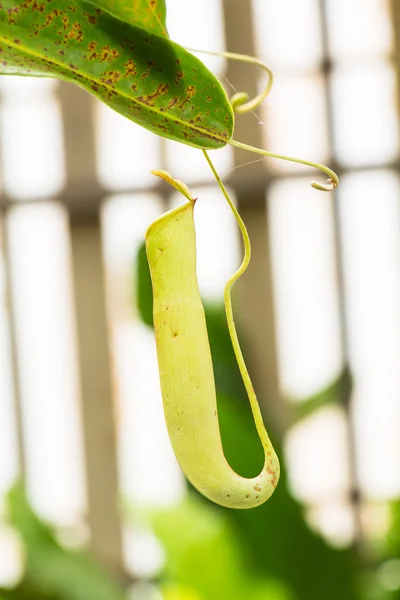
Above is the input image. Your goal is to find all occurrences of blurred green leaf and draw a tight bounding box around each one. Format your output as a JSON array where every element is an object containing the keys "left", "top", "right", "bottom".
[
  {"left": 290, "top": 366, "right": 353, "bottom": 424},
  {"left": 150, "top": 497, "right": 294, "bottom": 600},
  {"left": 136, "top": 241, "right": 154, "bottom": 328},
  {"left": 2, "top": 484, "right": 127, "bottom": 600},
  {"left": 388, "top": 501, "right": 400, "bottom": 558}
]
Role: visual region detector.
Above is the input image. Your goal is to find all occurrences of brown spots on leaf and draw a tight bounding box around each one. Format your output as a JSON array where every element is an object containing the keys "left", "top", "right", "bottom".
[
  {"left": 65, "top": 21, "right": 83, "bottom": 42},
  {"left": 179, "top": 85, "right": 196, "bottom": 109},
  {"left": 83, "top": 11, "right": 96, "bottom": 24},
  {"left": 13, "top": 38, "right": 21, "bottom": 44},
  {"left": 175, "top": 70, "right": 184, "bottom": 85},
  {"left": 61, "top": 14, "right": 68, "bottom": 28},
  {"left": 99, "top": 45, "right": 110, "bottom": 61},
  {"left": 254, "top": 485, "right": 261, "bottom": 492},
  {"left": 166, "top": 96, "right": 178, "bottom": 110},
  {"left": 99, "top": 45, "right": 118, "bottom": 62},
  {"left": 137, "top": 83, "right": 169, "bottom": 106},
  {"left": 140, "top": 70, "right": 150, "bottom": 80},
  {"left": 43, "top": 13, "right": 53, "bottom": 26},
  {"left": 85, "top": 43, "right": 118, "bottom": 62},
  {"left": 124, "top": 58, "right": 136, "bottom": 77},
  {"left": 69, "top": 63, "right": 77, "bottom": 70},
  {"left": 156, "top": 124, "right": 169, "bottom": 133},
  {"left": 32, "top": 0, "right": 45, "bottom": 11},
  {"left": 127, "top": 104, "right": 142, "bottom": 119},
  {"left": 86, "top": 40, "right": 97, "bottom": 59},
  {"left": 100, "top": 70, "right": 120, "bottom": 86}
]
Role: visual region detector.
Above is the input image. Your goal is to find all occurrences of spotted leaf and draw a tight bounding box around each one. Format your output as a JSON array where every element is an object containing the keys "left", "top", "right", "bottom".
[{"left": 0, "top": 0, "right": 234, "bottom": 149}]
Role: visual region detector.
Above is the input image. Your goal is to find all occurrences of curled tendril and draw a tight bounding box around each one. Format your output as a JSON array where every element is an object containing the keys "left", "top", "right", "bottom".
[
  {"left": 230, "top": 91, "right": 250, "bottom": 111},
  {"left": 311, "top": 177, "right": 337, "bottom": 192},
  {"left": 228, "top": 139, "right": 339, "bottom": 192},
  {"left": 184, "top": 48, "right": 274, "bottom": 114},
  {"left": 185, "top": 47, "right": 338, "bottom": 192}
]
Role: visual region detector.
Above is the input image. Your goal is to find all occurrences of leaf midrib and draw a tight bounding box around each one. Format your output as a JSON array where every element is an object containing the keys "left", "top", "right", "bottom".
[
  {"left": 0, "top": 36, "right": 229, "bottom": 146},
  {"left": 144, "top": 0, "right": 167, "bottom": 36}
]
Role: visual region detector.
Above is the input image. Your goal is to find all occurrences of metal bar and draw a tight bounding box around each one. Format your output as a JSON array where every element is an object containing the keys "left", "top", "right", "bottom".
[
  {"left": 1, "top": 159, "right": 397, "bottom": 211},
  {"left": 0, "top": 212, "right": 27, "bottom": 479},
  {"left": 0, "top": 108, "right": 26, "bottom": 480},
  {"left": 69, "top": 210, "right": 124, "bottom": 576},
  {"left": 58, "top": 80, "right": 124, "bottom": 576},
  {"left": 318, "top": 0, "right": 363, "bottom": 548},
  {"left": 221, "top": 0, "right": 286, "bottom": 434}
]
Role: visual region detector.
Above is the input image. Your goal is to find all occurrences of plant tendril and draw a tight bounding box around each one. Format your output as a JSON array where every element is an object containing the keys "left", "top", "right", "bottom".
[
  {"left": 202, "top": 149, "right": 271, "bottom": 448},
  {"left": 187, "top": 48, "right": 338, "bottom": 191},
  {"left": 228, "top": 139, "right": 339, "bottom": 191}
]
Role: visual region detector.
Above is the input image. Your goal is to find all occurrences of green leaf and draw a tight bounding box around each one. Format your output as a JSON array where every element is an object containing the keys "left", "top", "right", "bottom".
[
  {"left": 4, "top": 483, "right": 127, "bottom": 600},
  {"left": 290, "top": 366, "right": 353, "bottom": 424},
  {"left": 149, "top": 498, "right": 294, "bottom": 600},
  {"left": 92, "top": 0, "right": 167, "bottom": 37},
  {"left": 0, "top": 0, "right": 233, "bottom": 149},
  {"left": 136, "top": 241, "right": 154, "bottom": 328}
]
